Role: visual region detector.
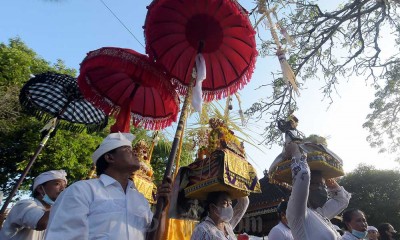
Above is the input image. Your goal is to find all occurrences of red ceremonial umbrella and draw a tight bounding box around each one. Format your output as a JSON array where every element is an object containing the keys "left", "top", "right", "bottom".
[
  {"left": 78, "top": 47, "right": 180, "bottom": 132},
  {"left": 144, "top": 1, "right": 257, "bottom": 238},
  {"left": 144, "top": 0, "right": 257, "bottom": 101}
]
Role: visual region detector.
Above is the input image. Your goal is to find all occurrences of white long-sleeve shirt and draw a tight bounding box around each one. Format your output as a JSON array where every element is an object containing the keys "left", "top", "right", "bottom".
[
  {"left": 190, "top": 197, "right": 249, "bottom": 240},
  {"left": 286, "top": 155, "right": 351, "bottom": 240},
  {"left": 0, "top": 199, "right": 46, "bottom": 240},
  {"left": 44, "top": 174, "right": 152, "bottom": 240}
]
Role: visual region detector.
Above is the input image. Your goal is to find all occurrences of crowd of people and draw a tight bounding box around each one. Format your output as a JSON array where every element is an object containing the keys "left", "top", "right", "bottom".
[{"left": 0, "top": 134, "right": 397, "bottom": 240}]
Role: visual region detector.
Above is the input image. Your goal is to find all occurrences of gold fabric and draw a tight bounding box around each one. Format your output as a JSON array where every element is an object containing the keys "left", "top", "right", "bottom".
[
  {"left": 132, "top": 176, "right": 157, "bottom": 204},
  {"left": 270, "top": 154, "right": 344, "bottom": 184},
  {"left": 184, "top": 149, "right": 261, "bottom": 200},
  {"left": 161, "top": 218, "right": 198, "bottom": 240}
]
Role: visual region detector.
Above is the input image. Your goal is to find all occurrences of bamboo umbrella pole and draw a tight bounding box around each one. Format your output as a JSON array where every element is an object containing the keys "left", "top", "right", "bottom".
[
  {"left": 147, "top": 76, "right": 194, "bottom": 240},
  {"left": 85, "top": 164, "right": 96, "bottom": 180},
  {"left": 148, "top": 131, "right": 159, "bottom": 163},
  {"left": 173, "top": 120, "right": 186, "bottom": 177}
]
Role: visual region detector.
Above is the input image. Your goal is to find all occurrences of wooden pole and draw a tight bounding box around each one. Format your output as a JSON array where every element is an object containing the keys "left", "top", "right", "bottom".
[
  {"left": 0, "top": 121, "right": 57, "bottom": 222},
  {"left": 146, "top": 77, "right": 194, "bottom": 240},
  {"left": 148, "top": 131, "right": 159, "bottom": 163}
]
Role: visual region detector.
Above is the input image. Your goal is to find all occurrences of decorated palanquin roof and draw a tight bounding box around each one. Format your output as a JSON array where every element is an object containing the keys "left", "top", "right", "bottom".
[
  {"left": 234, "top": 170, "right": 291, "bottom": 237},
  {"left": 246, "top": 170, "right": 291, "bottom": 213}
]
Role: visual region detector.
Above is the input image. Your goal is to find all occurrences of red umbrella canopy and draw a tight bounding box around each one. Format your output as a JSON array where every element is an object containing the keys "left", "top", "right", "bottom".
[
  {"left": 144, "top": 0, "right": 258, "bottom": 101},
  {"left": 78, "top": 47, "right": 180, "bottom": 131}
]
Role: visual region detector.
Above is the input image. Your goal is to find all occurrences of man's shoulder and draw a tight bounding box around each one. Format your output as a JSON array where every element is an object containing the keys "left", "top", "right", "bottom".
[
  {"left": 61, "top": 179, "right": 101, "bottom": 196},
  {"left": 12, "top": 199, "right": 39, "bottom": 209},
  {"left": 68, "top": 178, "right": 101, "bottom": 188}
]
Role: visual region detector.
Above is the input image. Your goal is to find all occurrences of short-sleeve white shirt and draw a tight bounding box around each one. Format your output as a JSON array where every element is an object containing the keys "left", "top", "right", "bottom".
[{"left": 0, "top": 198, "right": 46, "bottom": 240}]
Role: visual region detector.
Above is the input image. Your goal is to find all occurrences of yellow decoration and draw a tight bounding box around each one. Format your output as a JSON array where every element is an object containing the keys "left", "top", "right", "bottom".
[
  {"left": 269, "top": 151, "right": 344, "bottom": 184},
  {"left": 161, "top": 219, "right": 198, "bottom": 240},
  {"left": 185, "top": 149, "right": 261, "bottom": 200},
  {"left": 203, "top": 118, "right": 245, "bottom": 159},
  {"left": 131, "top": 140, "right": 157, "bottom": 204}
]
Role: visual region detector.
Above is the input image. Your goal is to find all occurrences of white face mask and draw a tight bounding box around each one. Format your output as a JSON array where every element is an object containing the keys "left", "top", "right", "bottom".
[
  {"left": 213, "top": 204, "right": 234, "bottom": 222},
  {"left": 41, "top": 186, "right": 55, "bottom": 206},
  {"left": 352, "top": 229, "right": 368, "bottom": 239}
]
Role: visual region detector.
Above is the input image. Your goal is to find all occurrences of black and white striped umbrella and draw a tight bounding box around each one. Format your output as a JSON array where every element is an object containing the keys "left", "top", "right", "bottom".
[{"left": 19, "top": 72, "right": 108, "bottom": 133}]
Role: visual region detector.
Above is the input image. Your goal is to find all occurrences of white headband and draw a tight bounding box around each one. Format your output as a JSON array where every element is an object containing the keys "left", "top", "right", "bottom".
[
  {"left": 33, "top": 170, "right": 67, "bottom": 191},
  {"left": 92, "top": 132, "right": 135, "bottom": 164}
]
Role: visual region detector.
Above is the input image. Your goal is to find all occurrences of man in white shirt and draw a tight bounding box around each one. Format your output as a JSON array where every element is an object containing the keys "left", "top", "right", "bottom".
[
  {"left": 0, "top": 170, "right": 67, "bottom": 240},
  {"left": 268, "top": 201, "right": 294, "bottom": 240},
  {"left": 44, "top": 132, "right": 171, "bottom": 240},
  {"left": 285, "top": 142, "right": 351, "bottom": 240}
]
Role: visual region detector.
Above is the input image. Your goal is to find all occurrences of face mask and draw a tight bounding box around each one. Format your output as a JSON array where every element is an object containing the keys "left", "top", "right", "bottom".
[
  {"left": 214, "top": 204, "right": 233, "bottom": 222},
  {"left": 43, "top": 194, "right": 55, "bottom": 206},
  {"left": 352, "top": 229, "right": 368, "bottom": 239},
  {"left": 41, "top": 186, "right": 55, "bottom": 206},
  {"left": 308, "top": 188, "right": 328, "bottom": 208}
]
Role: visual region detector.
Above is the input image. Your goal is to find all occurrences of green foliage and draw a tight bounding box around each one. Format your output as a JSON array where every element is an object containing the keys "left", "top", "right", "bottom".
[
  {"left": 0, "top": 38, "right": 98, "bottom": 200},
  {"left": 363, "top": 62, "right": 400, "bottom": 160},
  {"left": 0, "top": 37, "right": 195, "bottom": 204},
  {"left": 304, "top": 134, "right": 328, "bottom": 146},
  {"left": 150, "top": 135, "right": 194, "bottom": 185},
  {"left": 339, "top": 165, "right": 400, "bottom": 230},
  {"left": 249, "top": 0, "right": 400, "bottom": 149},
  {"left": 0, "top": 37, "right": 76, "bottom": 89}
]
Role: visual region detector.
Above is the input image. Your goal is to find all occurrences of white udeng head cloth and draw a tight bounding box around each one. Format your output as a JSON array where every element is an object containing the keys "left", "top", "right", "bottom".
[
  {"left": 367, "top": 226, "right": 378, "bottom": 232},
  {"left": 33, "top": 170, "right": 68, "bottom": 191},
  {"left": 92, "top": 132, "right": 135, "bottom": 165}
]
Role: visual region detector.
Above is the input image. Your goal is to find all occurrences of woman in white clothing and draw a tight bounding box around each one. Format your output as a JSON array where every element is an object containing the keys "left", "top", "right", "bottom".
[
  {"left": 341, "top": 208, "right": 368, "bottom": 240},
  {"left": 285, "top": 142, "right": 351, "bottom": 240},
  {"left": 191, "top": 191, "right": 249, "bottom": 240}
]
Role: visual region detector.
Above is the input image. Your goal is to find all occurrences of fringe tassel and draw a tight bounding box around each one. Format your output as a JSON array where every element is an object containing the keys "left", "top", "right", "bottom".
[
  {"left": 171, "top": 46, "right": 257, "bottom": 102},
  {"left": 263, "top": 8, "right": 300, "bottom": 96},
  {"left": 268, "top": 173, "right": 292, "bottom": 190}
]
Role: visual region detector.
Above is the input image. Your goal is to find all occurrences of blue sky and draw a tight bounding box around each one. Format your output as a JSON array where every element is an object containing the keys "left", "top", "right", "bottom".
[{"left": 1, "top": 0, "right": 398, "bottom": 178}]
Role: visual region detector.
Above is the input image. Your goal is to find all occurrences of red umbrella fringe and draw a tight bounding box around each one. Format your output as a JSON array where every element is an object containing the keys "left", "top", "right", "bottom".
[
  {"left": 78, "top": 75, "right": 115, "bottom": 115},
  {"left": 131, "top": 112, "right": 177, "bottom": 130},
  {"left": 170, "top": 49, "right": 257, "bottom": 102},
  {"left": 80, "top": 77, "right": 179, "bottom": 130}
]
